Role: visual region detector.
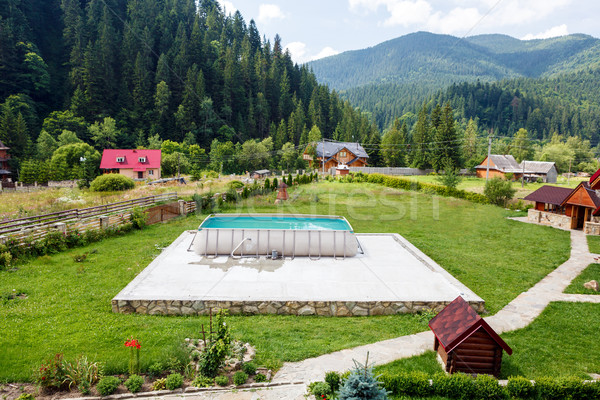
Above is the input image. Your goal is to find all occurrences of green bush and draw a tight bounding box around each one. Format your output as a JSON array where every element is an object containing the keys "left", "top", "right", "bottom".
[
  {"left": 62, "top": 355, "right": 101, "bottom": 394},
  {"left": 129, "top": 207, "right": 147, "bottom": 230},
  {"left": 43, "top": 231, "right": 67, "bottom": 254},
  {"left": 165, "top": 373, "right": 183, "bottom": 390},
  {"left": 215, "top": 375, "right": 229, "bottom": 386},
  {"left": 507, "top": 376, "right": 535, "bottom": 399},
  {"left": 90, "top": 174, "right": 135, "bottom": 192},
  {"left": 241, "top": 362, "right": 256, "bottom": 376},
  {"left": 147, "top": 362, "right": 164, "bottom": 378},
  {"left": 484, "top": 177, "right": 516, "bottom": 206},
  {"left": 325, "top": 371, "right": 342, "bottom": 393},
  {"left": 192, "top": 375, "right": 214, "bottom": 388},
  {"left": 124, "top": 374, "right": 144, "bottom": 393},
  {"left": 16, "top": 394, "right": 35, "bottom": 400},
  {"left": 233, "top": 371, "right": 248, "bottom": 386},
  {"left": 432, "top": 372, "right": 474, "bottom": 400},
  {"left": 96, "top": 376, "right": 121, "bottom": 396},
  {"left": 254, "top": 373, "right": 267, "bottom": 382},
  {"left": 151, "top": 378, "right": 166, "bottom": 391},
  {"left": 228, "top": 180, "right": 244, "bottom": 189},
  {"left": 0, "top": 251, "right": 12, "bottom": 270},
  {"left": 35, "top": 353, "right": 68, "bottom": 391},
  {"left": 308, "top": 381, "right": 331, "bottom": 397},
  {"left": 472, "top": 374, "right": 507, "bottom": 400},
  {"left": 380, "top": 371, "right": 432, "bottom": 397}
]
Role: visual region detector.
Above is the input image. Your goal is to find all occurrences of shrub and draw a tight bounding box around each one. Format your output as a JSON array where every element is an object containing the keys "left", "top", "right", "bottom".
[
  {"left": 124, "top": 374, "right": 144, "bottom": 393},
  {"left": 242, "top": 362, "right": 256, "bottom": 376},
  {"left": 16, "top": 394, "right": 35, "bottom": 400},
  {"left": 233, "top": 371, "right": 248, "bottom": 386},
  {"left": 507, "top": 376, "right": 535, "bottom": 399},
  {"left": 215, "top": 375, "right": 229, "bottom": 386},
  {"left": 484, "top": 177, "right": 516, "bottom": 206},
  {"left": 325, "top": 371, "right": 342, "bottom": 393},
  {"left": 435, "top": 164, "right": 463, "bottom": 189},
  {"left": 254, "top": 373, "right": 267, "bottom": 382},
  {"left": 472, "top": 374, "right": 507, "bottom": 400},
  {"left": 338, "top": 358, "right": 388, "bottom": 400},
  {"left": 198, "top": 310, "right": 231, "bottom": 377},
  {"left": 379, "top": 371, "right": 431, "bottom": 397},
  {"left": 43, "top": 231, "right": 67, "bottom": 254},
  {"left": 35, "top": 353, "right": 68, "bottom": 391},
  {"left": 96, "top": 376, "right": 121, "bottom": 396},
  {"left": 147, "top": 362, "right": 164, "bottom": 378},
  {"left": 228, "top": 180, "right": 244, "bottom": 189},
  {"left": 0, "top": 251, "right": 12, "bottom": 270},
  {"left": 192, "top": 375, "right": 214, "bottom": 388},
  {"left": 165, "top": 373, "right": 183, "bottom": 390},
  {"left": 151, "top": 378, "right": 166, "bottom": 391},
  {"left": 432, "top": 372, "right": 474, "bottom": 400},
  {"left": 90, "top": 174, "right": 135, "bottom": 192},
  {"left": 129, "top": 207, "right": 147, "bottom": 230},
  {"left": 308, "top": 381, "right": 331, "bottom": 398}
]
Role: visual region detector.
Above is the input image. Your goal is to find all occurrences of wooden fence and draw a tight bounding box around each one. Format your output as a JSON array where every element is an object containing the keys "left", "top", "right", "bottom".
[{"left": 0, "top": 193, "right": 179, "bottom": 246}]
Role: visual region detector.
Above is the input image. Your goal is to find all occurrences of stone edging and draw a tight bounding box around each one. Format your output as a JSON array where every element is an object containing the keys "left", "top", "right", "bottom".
[{"left": 112, "top": 299, "right": 486, "bottom": 317}]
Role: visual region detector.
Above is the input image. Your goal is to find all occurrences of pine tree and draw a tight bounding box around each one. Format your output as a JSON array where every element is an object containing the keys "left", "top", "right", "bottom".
[
  {"left": 338, "top": 354, "right": 389, "bottom": 400},
  {"left": 410, "top": 103, "right": 431, "bottom": 169}
]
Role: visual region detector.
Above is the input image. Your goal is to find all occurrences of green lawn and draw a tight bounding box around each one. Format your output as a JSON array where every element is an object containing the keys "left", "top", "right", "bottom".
[
  {"left": 587, "top": 235, "right": 600, "bottom": 254},
  {"left": 564, "top": 264, "right": 600, "bottom": 294},
  {"left": 375, "top": 302, "right": 600, "bottom": 380},
  {"left": 0, "top": 182, "right": 570, "bottom": 382}
]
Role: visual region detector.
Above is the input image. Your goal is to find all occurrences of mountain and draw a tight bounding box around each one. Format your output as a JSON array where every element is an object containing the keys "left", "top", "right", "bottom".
[{"left": 308, "top": 31, "right": 600, "bottom": 91}]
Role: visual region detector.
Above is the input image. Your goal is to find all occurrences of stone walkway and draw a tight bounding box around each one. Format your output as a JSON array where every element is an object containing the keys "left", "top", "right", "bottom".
[{"left": 126, "top": 230, "right": 599, "bottom": 400}]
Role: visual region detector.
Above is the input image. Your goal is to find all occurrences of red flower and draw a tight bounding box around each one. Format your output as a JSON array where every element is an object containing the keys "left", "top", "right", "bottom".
[{"left": 124, "top": 337, "right": 141, "bottom": 349}]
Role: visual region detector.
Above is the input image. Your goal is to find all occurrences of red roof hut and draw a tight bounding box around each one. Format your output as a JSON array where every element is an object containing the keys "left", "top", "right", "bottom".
[{"left": 429, "top": 296, "right": 512, "bottom": 377}]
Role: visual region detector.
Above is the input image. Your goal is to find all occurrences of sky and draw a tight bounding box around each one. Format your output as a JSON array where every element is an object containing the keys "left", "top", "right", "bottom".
[{"left": 217, "top": 0, "right": 600, "bottom": 64}]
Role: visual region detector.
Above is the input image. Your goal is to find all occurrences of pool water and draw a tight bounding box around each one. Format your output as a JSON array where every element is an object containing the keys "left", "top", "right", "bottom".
[{"left": 199, "top": 215, "right": 353, "bottom": 231}]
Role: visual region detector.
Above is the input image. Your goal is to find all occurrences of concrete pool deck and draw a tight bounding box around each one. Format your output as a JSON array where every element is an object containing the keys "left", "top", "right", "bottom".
[{"left": 112, "top": 231, "right": 484, "bottom": 316}]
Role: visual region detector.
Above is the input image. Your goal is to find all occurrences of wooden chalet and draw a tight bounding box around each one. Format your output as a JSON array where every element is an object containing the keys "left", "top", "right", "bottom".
[
  {"left": 303, "top": 141, "right": 368, "bottom": 171},
  {"left": 560, "top": 181, "right": 600, "bottom": 229},
  {"left": 523, "top": 185, "right": 572, "bottom": 213},
  {"left": 429, "top": 296, "right": 512, "bottom": 377},
  {"left": 0, "top": 139, "right": 11, "bottom": 182},
  {"left": 475, "top": 155, "right": 521, "bottom": 180}
]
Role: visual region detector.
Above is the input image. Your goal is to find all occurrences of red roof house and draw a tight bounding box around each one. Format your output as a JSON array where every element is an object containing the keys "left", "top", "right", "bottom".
[
  {"left": 429, "top": 296, "right": 512, "bottom": 377},
  {"left": 0, "top": 139, "right": 11, "bottom": 181},
  {"left": 100, "top": 149, "right": 161, "bottom": 180}
]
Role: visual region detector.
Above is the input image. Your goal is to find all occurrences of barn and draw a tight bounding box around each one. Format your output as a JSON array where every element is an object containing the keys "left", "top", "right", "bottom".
[{"left": 429, "top": 296, "right": 512, "bottom": 377}]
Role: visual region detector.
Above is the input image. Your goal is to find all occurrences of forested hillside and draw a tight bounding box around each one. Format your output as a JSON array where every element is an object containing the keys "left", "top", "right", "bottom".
[{"left": 0, "top": 0, "right": 377, "bottom": 179}]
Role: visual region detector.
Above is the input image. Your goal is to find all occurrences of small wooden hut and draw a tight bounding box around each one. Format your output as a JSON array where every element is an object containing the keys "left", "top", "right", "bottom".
[{"left": 428, "top": 296, "right": 512, "bottom": 377}]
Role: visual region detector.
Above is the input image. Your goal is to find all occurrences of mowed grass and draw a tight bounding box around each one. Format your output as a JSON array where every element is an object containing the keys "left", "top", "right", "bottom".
[
  {"left": 0, "top": 182, "right": 570, "bottom": 381},
  {"left": 564, "top": 264, "right": 600, "bottom": 294},
  {"left": 587, "top": 235, "right": 600, "bottom": 254},
  {"left": 375, "top": 303, "right": 600, "bottom": 379}
]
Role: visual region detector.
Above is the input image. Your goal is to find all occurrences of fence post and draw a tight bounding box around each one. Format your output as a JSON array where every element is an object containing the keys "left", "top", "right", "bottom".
[
  {"left": 0, "top": 235, "right": 7, "bottom": 244},
  {"left": 99, "top": 215, "right": 110, "bottom": 230},
  {"left": 54, "top": 222, "right": 67, "bottom": 234},
  {"left": 179, "top": 200, "right": 187, "bottom": 216}
]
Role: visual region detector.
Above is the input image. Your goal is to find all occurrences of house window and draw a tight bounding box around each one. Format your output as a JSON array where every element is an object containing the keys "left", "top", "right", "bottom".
[
  {"left": 149, "top": 170, "right": 154, "bottom": 176},
  {"left": 116, "top": 157, "right": 124, "bottom": 163},
  {"left": 138, "top": 157, "right": 146, "bottom": 163},
  {"left": 339, "top": 151, "right": 347, "bottom": 157}
]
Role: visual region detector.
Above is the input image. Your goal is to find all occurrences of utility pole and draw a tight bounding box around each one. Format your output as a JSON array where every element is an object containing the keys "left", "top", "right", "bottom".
[
  {"left": 321, "top": 137, "right": 325, "bottom": 177},
  {"left": 521, "top": 160, "right": 525, "bottom": 188},
  {"left": 568, "top": 159, "right": 572, "bottom": 185},
  {"left": 485, "top": 135, "right": 492, "bottom": 183}
]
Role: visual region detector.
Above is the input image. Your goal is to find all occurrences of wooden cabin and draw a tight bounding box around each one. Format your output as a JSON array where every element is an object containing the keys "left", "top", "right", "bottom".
[
  {"left": 303, "top": 141, "right": 369, "bottom": 171},
  {"left": 429, "top": 296, "right": 512, "bottom": 377},
  {"left": 560, "top": 181, "right": 600, "bottom": 229},
  {"left": 523, "top": 185, "right": 572, "bottom": 213}
]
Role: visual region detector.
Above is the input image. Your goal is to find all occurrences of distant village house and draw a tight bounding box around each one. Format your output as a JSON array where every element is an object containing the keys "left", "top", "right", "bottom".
[
  {"left": 303, "top": 141, "right": 369, "bottom": 171},
  {"left": 100, "top": 149, "right": 161, "bottom": 180},
  {"left": 475, "top": 155, "right": 557, "bottom": 183},
  {"left": 0, "top": 140, "right": 11, "bottom": 182}
]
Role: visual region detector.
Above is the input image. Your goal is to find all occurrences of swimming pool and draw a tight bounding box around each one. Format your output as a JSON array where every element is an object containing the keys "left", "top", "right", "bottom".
[{"left": 193, "top": 214, "right": 359, "bottom": 258}]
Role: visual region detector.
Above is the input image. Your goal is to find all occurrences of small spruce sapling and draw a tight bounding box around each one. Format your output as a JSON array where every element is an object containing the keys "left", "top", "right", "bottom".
[{"left": 337, "top": 353, "right": 389, "bottom": 400}]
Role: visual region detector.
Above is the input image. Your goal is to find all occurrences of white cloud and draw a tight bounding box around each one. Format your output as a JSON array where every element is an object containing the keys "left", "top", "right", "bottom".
[
  {"left": 425, "top": 7, "right": 481, "bottom": 35},
  {"left": 313, "top": 47, "right": 340, "bottom": 60},
  {"left": 219, "top": 1, "right": 237, "bottom": 15},
  {"left": 284, "top": 42, "right": 339, "bottom": 64},
  {"left": 522, "top": 24, "right": 569, "bottom": 40},
  {"left": 257, "top": 4, "right": 286, "bottom": 24},
  {"left": 383, "top": 1, "right": 432, "bottom": 27}
]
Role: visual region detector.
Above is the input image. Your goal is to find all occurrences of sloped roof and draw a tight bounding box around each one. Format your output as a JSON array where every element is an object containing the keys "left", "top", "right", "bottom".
[
  {"left": 429, "top": 296, "right": 512, "bottom": 355},
  {"left": 523, "top": 185, "right": 573, "bottom": 206},
  {"left": 100, "top": 149, "right": 161, "bottom": 170},
  {"left": 561, "top": 181, "right": 600, "bottom": 215},
  {"left": 519, "top": 161, "right": 557, "bottom": 174},
  {"left": 0, "top": 140, "right": 8, "bottom": 150},
  {"left": 475, "top": 155, "right": 520, "bottom": 172},
  {"left": 314, "top": 142, "right": 369, "bottom": 159},
  {"left": 590, "top": 168, "right": 600, "bottom": 189}
]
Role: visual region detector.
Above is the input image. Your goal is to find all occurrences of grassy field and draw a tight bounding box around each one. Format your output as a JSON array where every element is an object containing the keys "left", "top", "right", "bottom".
[
  {"left": 564, "top": 264, "right": 600, "bottom": 295},
  {"left": 588, "top": 236, "right": 600, "bottom": 254},
  {"left": 0, "top": 181, "right": 571, "bottom": 382},
  {"left": 405, "top": 175, "right": 586, "bottom": 200},
  {"left": 375, "top": 302, "right": 600, "bottom": 379}
]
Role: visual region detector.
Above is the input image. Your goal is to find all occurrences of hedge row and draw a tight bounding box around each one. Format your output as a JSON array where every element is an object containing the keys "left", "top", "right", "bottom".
[
  {"left": 379, "top": 372, "right": 600, "bottom": 400},
  {"left": 338, "top": 172, "right": 490, "bottom": 204}
]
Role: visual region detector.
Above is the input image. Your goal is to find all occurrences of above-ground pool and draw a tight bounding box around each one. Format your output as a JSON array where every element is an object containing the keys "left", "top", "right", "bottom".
[{"left": 193, "top": 214, "right": 359, "bottom": 258}]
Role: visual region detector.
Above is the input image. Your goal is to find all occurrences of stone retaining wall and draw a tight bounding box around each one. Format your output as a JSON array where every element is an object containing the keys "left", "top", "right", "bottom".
[
  {"left": 112, "top": 299, "right": 486, "bottom": 317},
  {"left": 528, "top": 209, "right": 572, "bottom": 229},
  {"left": 584, "top": 221, "right": 600, "bottom": 235}
]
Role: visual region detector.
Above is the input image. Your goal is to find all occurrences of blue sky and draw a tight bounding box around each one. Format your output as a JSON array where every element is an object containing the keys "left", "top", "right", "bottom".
[{"left": 217, "top": 0, "right": 600, "bottom": 63}]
